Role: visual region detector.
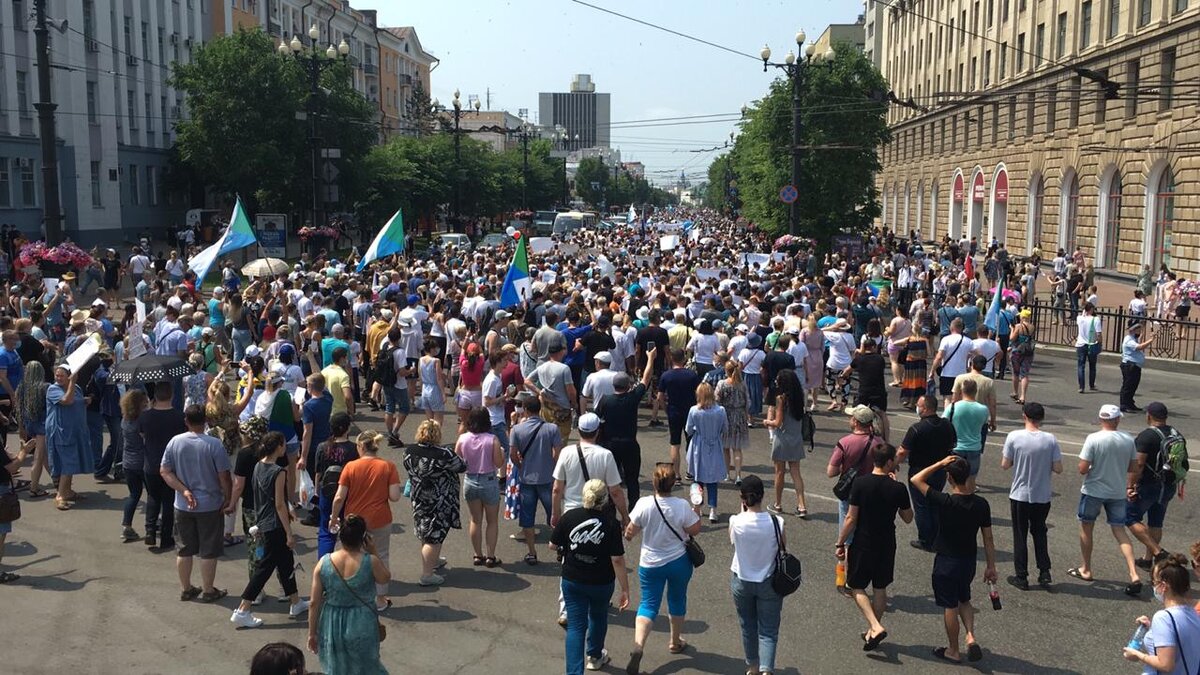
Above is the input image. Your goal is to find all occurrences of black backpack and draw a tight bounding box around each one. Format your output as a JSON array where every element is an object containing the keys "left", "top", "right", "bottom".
[{"left": 373, "top": 347, "right": 397, "bottom": 387}]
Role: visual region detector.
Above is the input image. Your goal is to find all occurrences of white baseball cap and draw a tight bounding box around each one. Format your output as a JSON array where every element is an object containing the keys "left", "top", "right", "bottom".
[
  {"left": 1098, "top": 404, "right": 1122, "bottom": 420},
  {"left": 577, "top": 413, "right": 601, "bottom": 433}
]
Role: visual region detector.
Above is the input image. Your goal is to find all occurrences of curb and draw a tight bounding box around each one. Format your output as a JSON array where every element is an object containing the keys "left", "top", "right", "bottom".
[{"left": 1035, "top": 344, "right": 1200, "bottom": 377}]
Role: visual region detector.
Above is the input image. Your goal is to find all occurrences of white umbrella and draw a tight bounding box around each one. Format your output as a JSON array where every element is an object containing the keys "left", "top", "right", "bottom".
[{"left": 241, "top": 258, "right": 289, "bottom": 278}]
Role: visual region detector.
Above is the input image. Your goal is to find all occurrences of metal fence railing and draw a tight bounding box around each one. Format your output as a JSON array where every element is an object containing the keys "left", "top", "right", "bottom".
[{"left": 1027, "top": 299, "right": 1200, "bottom": 361}]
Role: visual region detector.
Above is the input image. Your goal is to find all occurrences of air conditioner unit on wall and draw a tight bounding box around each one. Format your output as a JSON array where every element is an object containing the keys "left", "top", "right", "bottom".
[
  {"left": 126, "top": 55, "right": 138, "bottom": 66},
  {"left": 86, "top": 39, "right": 99, "bottom": 52}
]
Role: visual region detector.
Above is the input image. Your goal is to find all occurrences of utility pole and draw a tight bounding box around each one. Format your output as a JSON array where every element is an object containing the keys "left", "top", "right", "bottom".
[
  {"left": 33, "top": 0, "right": 62, "bottom": 244},
  {"left": 790, "top": 64, "right": 802, "bottom": 236}
]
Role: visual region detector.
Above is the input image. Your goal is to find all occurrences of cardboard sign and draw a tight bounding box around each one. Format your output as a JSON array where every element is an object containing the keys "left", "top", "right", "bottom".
[
  {"left": 660, "top": 235, "right": 679, "bottom": 251},
  {"left": 127, "top": 323, "right": 147, "bottom": 359},
  {"left": 66, "top": 333, "right": 102, "bottom": 373},
  {"left": 529, "top": 237, "right": 555, "bottom": 254}
]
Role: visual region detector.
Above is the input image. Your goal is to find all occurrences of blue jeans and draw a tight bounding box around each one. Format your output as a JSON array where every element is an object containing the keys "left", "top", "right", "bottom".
[
  {"left": 837, "top": 499, "right": 855, "bottom": 546},
  {"left": 745, "top": 372, "right": 763, "bottom": 416},
  {"left": 1076, "top": 343, "right": 1098, "bottom": 390},
  {"left": 637, "top": 554, "right": 693, "bottom": 619},
  {"left": 317, "top": 491, "right": 338, "bottom": 558},
  {"left": 491, "top": 422, "right": 509, "bottom": 457},
  {"left": 86, "top": 410, "right": 104, "bottom": 471},
  {"left": 562, "top": 578, "right": 614, "bottom": 675},
  {"left": 518, "top": 482, "right": 552, "bottom": 528},
  {"left": 95, "top": 413, "right": 122, "bottom": 478},
  {"left": 231, "top": 327, "right": 253, "bottom": 362},
  {"left": 730, "top": 573, "right": 782, "bottom": 673},
  {"left": 700, "top": 482, "right": 719, "bottom": 509},
  {"left": 122, "top": 469, "right": 145, "bottom": 527},
  {"left": 909, "top": 469, "right": 946, "bottom": 547}
]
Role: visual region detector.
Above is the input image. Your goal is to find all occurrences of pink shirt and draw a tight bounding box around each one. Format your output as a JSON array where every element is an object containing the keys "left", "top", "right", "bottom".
[{"left": 457, "top": 431, "right": 497, "bottom": 474}]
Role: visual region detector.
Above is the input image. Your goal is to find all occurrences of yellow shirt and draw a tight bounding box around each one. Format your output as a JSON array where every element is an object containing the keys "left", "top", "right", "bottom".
[
  {"left": 321, "top": 364, "right": 351, "bottom": 416},
  {"left": 668, "top": 323, "right": 693, "bottom": 353}
]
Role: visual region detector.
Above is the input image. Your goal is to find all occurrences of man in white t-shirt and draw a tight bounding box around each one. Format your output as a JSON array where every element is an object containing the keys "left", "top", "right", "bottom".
[
  {"left": 969, "top": 325, "right": 1002, "bottom": 376},
  {"left": 929, "top": 318, "right": 972, "bottom": 406},
  {"left": 580, "top": 352, "right": 618, "bottom": 411},
  {"left": 551, "top": 412, "right": 627, "bottom": 525},
  {"left": 128, "top": 247, "right": 150, "bottom": 278}
]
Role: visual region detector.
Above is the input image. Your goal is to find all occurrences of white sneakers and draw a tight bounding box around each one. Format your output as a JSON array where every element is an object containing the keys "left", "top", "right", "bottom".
[
  {"left": 585, "top": 649, "right": 611, "bottom": 671},
  {"left": 231, "top": 599, "right": 308, "bottom": 628},
  {"left": 230, "top": 610, "right": 263, "bottom": 629},
  {"left": 708, "top": 509, "right": 719, "bottom": 523},
  {"left": 418, "top": 573, "right": 445, "bottom": 586}
]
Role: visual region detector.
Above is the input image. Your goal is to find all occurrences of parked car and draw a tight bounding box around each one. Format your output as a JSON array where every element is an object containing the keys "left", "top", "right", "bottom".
[
  {"left": 533, "top": 210, "right": 558, "bottom": 235},
  {"left": 480, "top": 233, "right": 511, "bottom": 250},
  {"left": 438, "top": 233, "right": 472, "bottom": 251}
]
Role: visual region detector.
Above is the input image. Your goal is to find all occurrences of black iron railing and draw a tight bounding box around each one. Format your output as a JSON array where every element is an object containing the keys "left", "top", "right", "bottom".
[{"left": 1027, "top": 299, "right": 1200, "bottom": 361}]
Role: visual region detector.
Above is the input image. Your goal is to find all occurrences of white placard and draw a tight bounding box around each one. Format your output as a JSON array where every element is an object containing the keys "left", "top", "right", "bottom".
[
  {"left": 66, "top": 333, "right": 102, "bottom": 373},
  {"left": 633, "top": 255, "right": 657, "bottom": 268},
  {"left": 557, "top": 242, "right": 580, "bottom": 256},
  {"left": 695, "top": 268, "right": 729, "bottom": 281},
  {"left": 738, "top": 252, "right": 771, "bottom": 267},
  {"left": 292, "top": 386, "right": 308, "bottom": 405},
  {"left": 529, "top": 237, "right": 554, "bottom": 254},
  {"left": 127, "top": 323, "right": 147, "bottom": 359},
  {"left": 541, "top": 270, "right": 558, "bottom": 284},
  {"left": 135, "top": 299, "right": 147, "bottom": 324},
  {"left": 43, "top": 278, "right": 58, "bottom": 295},
  {"left": 596, "top": 255, "right": 615, "bottom": 280},
  {"left": 772, "top": 252, "right": 789, "bottom": 262},
  {"left": 659, "top": 235, "right": 679, "bottom": 251}
]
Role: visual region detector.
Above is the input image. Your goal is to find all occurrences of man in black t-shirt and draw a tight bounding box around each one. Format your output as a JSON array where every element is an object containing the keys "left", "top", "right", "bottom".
[
  {"left": 1125, "top": 402, "right": 1183, "bottom": 570},
  {"left": 140, "top": 382, "right": 187, "bottom": 551},
  {"left": 595, "top": 353, "right": 654, "bottom": 502},
  {"left": 845, "top": 339, "right": 890, "bottom": 440},
  {"left": 835, "top": 443, "right": 913, "bottom": 651},
  {"left": 897, "top": 395, "right": 957, "bottom": 551},
  {"left": 912, "top": 455, "right": 997, "bottom": 664},
  {"left": 636, "top": 310, "right": 671, "bottom": 420},
  {"left": 657, "top": 349, "right": 700, "bottom": 481}
]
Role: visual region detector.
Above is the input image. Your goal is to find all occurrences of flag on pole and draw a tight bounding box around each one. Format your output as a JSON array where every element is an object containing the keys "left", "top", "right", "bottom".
[
  {"left": 984, "top": 277, "right": 1004, "bottom": 333},
  {"left": 187, "top": 196, "right": 258, "bottom": 284},
  {"left": 357, "top": 209, "right": 405, "bottom": 272},
  {"left": 626, "top": 204, "right": 636, "bottom": 224},
  {"left": 499, "top": 234, "right": 529, "bottom": 308}
]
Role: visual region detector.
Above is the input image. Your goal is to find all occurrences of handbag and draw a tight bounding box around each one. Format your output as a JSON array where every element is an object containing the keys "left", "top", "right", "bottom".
[
  {"left": 652, "top": 496, "right": 705, "bottom": 568},
  {"left": 831, "top": 433, "right": 876, "bottom": 501},
  {"left": 768, "top": 513, "right": 802, "bottom": 596},
  {"left": 0, "top": 480, "right": 19, "bottom": 523},
  {"left": 330, "top": 555, "right": 386, "bottom": 642}
]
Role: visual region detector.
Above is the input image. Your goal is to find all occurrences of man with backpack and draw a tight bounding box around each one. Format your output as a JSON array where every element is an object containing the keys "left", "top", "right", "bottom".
[{"left": 1125, "top": 402, "right": 1188, "bottom": 571}]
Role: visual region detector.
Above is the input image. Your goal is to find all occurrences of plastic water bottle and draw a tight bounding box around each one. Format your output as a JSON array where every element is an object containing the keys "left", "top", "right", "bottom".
[
  {"left": 988, "top": 581, "right": 1002, "bottom": 610},
  {"left": 1127, "top": 624, "right": 1149, "bottom": 651},
  {"left": 689, "top": 483, "right": 703, "bottom": 506},
  {"left": 248, "top": 525, "right": 264, "bottom": 560},
  {"left": 835, "top": 560, "right": 847, "bottom": 588}
]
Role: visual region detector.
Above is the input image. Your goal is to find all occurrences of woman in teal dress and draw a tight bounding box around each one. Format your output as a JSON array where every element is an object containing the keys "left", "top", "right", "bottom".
[
  {"left": 307, "top": 513, "right": 390, "bottom": 674},
  {"left": 46, "top": 364, "right": 91, "bottom": 511}
]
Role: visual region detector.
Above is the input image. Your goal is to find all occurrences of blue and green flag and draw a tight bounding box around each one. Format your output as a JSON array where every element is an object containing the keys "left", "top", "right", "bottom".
[
  {"left": 187, "top": 196, "right": 257, "bottom": 284},
  {"left": 499, "top": 234, "right": 529, "bottom": 307},
  {"left": 358, "top": 209, "right": 405, "bottom": 272}
]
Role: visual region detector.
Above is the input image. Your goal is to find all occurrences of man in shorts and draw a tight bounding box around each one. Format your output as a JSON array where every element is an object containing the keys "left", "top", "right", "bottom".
[
  {"left": 657, "top": 349, "right": 700, "bottom": 481},
  {"left": 509, "top": 397, "right": 562, "bottom": 564},
  {"left": 1070, "top": 404, "right": 1142, "bottom": 595},
  {"left": 911, "top": 455, "right": 997, "bottom": 664},
  {"left": 928, "top": 318, "right": 971, "bottom": 408},
  {"left": 1125, "top": 402, "right": 1182, "bottom": 571},
  {"left": 834, "top": 442, "right": 912, "bottom": 651},
  {"left": 160, "top": 404, "right": 233, "bottom": 603},
  {"left": 528, "top": 342, "right": 576, "bottom": 443}
]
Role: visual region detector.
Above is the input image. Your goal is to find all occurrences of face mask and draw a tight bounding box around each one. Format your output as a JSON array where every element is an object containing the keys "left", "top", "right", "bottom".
[{"left": 1153, "top": 585, "right": 1165, "bottom": 604}]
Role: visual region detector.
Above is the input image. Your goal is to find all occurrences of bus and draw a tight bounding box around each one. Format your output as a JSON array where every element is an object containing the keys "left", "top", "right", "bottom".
[{"left": 551, "top": 211, "right": 598, "bottom": 235}]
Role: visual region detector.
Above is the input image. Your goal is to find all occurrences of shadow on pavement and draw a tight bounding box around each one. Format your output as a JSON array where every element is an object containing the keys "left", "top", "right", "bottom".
[
  {"left": 23, "top": 569, "right": 104, "bottom": 592},
  {"left": 388, "top": 602, "right": 475, "bottom": 623},
  {"left": 885, "top": 642, "right": 1085, "bottom": 674}
]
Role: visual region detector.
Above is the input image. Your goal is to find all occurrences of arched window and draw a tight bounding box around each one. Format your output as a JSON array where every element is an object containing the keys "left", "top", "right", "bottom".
[
  {"left": 1102, "top": 171, "right": 1122, "bottom": 268},
  {"left": 1152, "top": 167, "right": 1175, "bottom": 271},
  {"left": 1028, "top": 173, "right": 1044, "bottom": 251}
]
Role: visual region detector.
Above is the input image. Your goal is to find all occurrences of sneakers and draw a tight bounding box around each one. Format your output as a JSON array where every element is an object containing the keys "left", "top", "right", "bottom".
[
  {"left": 1037, "top": 571, "right": 1053, "bottom": 587},
  {"left": 585, "top": 649, "right": 611, "bottom": 671},
  {"left": 121, "top": 527, "right": 140, "bottom": 542},
  {"left": 557, "top": 612, "right": 568, "bottom": 628},
  {"left": 1007, "top": 575, "right": 1030, "bottom": 591},
  {"left": 230, "top": 609, "right": 263, "bottom": 629},
  {"left": 418, "top": 573, "right": 445, "bottom": 587},
  {"left": 708, "top": 510, "right": 719, "bottom": 523},
  {"left": 288, "top": 599, "right": 310, "bottom": 618}
]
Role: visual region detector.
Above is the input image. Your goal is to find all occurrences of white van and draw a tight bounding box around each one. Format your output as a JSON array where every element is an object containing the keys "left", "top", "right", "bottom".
[{"left": 551, "top": 211, "right": 598, "bottom": 235}]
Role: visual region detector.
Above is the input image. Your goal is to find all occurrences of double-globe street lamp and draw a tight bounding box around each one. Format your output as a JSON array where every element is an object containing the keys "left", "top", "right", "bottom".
[
  {"left": 430, "top": 89, "right": 480, "bottom": 230},
  {"left": 278, "top": 25, "right": 350, "bottom": 234},
  {"left": 760, "top": 30, "right": 834, "bottom": 236}
]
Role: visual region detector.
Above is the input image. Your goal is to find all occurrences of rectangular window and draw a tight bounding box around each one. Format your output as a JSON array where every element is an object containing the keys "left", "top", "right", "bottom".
[
  {"left": 141, "top": 22, "right": 149, "bottom": 60},
  {"left": 83, "top": 0, "right": 95, "bottom": 39},
  {"left": 0, "top": 159, "right": 10, "bottom": 208},
  {"left": 951, "top": 116, "right": 958, "bottom": 151},
  {"left": 1057, "top": 13, "right": 1068, "bottom": 58},
  {"left": 949, "top": 20, "right": 955, "bottom": 52},
  {"left": 973, "top": 1, "right": 980, "bottom": 32},
  {"left": 1108, "top": 0, "right": 1121, "bottom": 38},
  {"left": 146, "top": 166, "right": 156, "bottom": 206},
  {"left": 129, "top": 165, "right": 139, "bottom": 206},
  {"left": 124, "top": 16, "right": 133, "bottom": 55},
  {"left": 992, "top": 102, "right": 1000, "bottom": 143},
  {"left": 984, "top": 50, "right": 992, "bottom": 86},
  {"left": 145, "top": 93, "right": 153, "bottom": 133},
  {"left": 1046, "top": 87, "right": 1058, "bottom": 133},
  {"left": 961, "top": 11, "right": 967, "bottom": 44},
  {"left": 1175, "top": 0, "right": 1188, "bottom": 14},
  {"left": 158, "top": 28, "right": 165, "bottom": 64},
  {"left": 1138, "top": 0, "right": 1152, "bottom": 26},
  {"left": 1020, "top": 0, "right": 1026, "bottom": 11},
  {"left": 999, "top": 43, "right": 1007, "bottom": 78},
  {"left": 970, "top": 57, "right": 977, "bottom": 89},
  {"left": 87, "top": 81, "right": 98, "bottom": 123},
  {"left": 1017, "top": 33, "right": 1025, "bottom": 71},
  {"left": 1160, "top": 48, "right": 1176, "bottom": 111},
  {"left": 1026, "top": 92, "right": 1036, "bottom": 136},
  {"left": 1095, "top": 68, "right": 1109, "bottom": 123},
  {"left": 1081, "top": 1, "right": 1093, "bottom": 48},
  {"left": 1126, "top": 58, "right": 1139, "bottom": 118},
  {"left": 1069, "top": 75, "right": 1082, "bottom": 126},
  {"left": 127, "top": 90, "right": 137, "bottom": 130},
  {"left": 90, "top": 160, "right": 101, "bottom": 207},
  {"left": 1002, "top": 0, "right": 1010, "bottom": 21},
  {"left": 1035, "top": 23, "right": 1045, "bottom": 64},
  {"left": 15, "top": 71, "right": 28, "bottom": 117},
  {"left": 12, "top": 1, "right": 23, "bottom": 30},
  {"left": 20, "top": 160, "right": 35, "bottom": 207}
]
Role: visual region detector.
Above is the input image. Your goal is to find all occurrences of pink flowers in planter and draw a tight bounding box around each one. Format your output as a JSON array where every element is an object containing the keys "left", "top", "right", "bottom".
[{"left": 17, "top": 241, "right": 94, "bottom": 269}]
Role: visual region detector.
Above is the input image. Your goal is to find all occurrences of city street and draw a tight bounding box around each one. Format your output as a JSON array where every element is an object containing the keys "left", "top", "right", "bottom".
[{"left": 1, "top": 348, "right": 1195, "bottom": 675}]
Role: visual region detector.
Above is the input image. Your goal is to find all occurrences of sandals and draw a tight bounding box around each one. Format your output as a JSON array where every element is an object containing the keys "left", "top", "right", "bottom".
[
  {"left": 966, "top": 643, "right": 983, "bottom": 662},
  {"left": 484, "top": 557, "right": 502, "bottom": 568},
  {"left": 1066, "top": 567, "right": 1094, "bottom": 582},
  {"left": 932, "top": 647, "right": 961, "bottom": 663},
  {"left": 472, "top": 555, "right": 486, "bottom": 566},
  {"left": 795, "top": 508, "right": 808, "bottom": 519},
  {"left": 767, "top": 504, "right": 783, "bottom": 514},
  {"left": 0, "top": 571, "right": 19, "bottom": 584},
  {"left": 668, "top": 639, "right": 689, "bottom": 654},
  {"left": 200, "top": 588, "right": 228, "bottom": 603},
  {"left": 1124, "top": 581, "right": 1143, "bottom": 597},
  {"left": 626, "top": 649, "right": 643, "bottom": 675},
  {"left": 55, "top": 498, "right": 71, "bottom": 511},
  {"left": 223, "top": 535, "right": 244, "bottom": 547},
  {"left": 180, "top": 586, "right": 202, "bottom": 601},
  {"left": 27, "top": 487, "right": 49, "bottom": 498},
  {"left": 863, "top": 630, "right": 888, "bottom": 651},
  {"left": 523, "top": 553, "right": 539, "bottom": 566}
]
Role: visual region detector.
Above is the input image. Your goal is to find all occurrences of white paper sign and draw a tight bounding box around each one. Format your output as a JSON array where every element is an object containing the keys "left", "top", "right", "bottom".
[
  {"left": 596, "top": 255, "right": 615, "bottom": 280},
  {"left": 633, "top": 255, "right": 657, "bottom": 268},
  {"left": 659, "top": 235, "right": 679, "bottom": 251},
  {"left": 293, "top": 386, "right": 308, "bottom": 405},
  {"left": 557, "top": 243, "right": 580, "bottom": 256},
  {"left": 738, "top": 253, "right": 771, "bottom": 267},
  {"left": 66, "top": 333, "right": 102, "bottom": 373},
  {"left": 529, "top": 237, "right": 555, "bottom": 254},
  {"left": 43, "top": 278, "right": 59, "bottom": 295},
  {"left": 135, "top": 299, "right": 147, "bottom": 324},
  {"left": 127, "top": 323, "right": 148, "bottom": 359},
  {"left": 695, "top": 268, "right": 729, "bottom": 281}
]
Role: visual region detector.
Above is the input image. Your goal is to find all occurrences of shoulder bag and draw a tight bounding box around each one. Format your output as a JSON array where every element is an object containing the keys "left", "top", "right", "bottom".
[
  {"left": 652, "top": 496, "right": 705, "bottom": 568},
  {"left": 768, "top": 513, "right": 802, "bottom": 596},
  {"left": 330, "top": 554, "right": 386, "bottom": 642},
  {"left": 935, "top": 335, "right": 965, "bottom": 377},
  {"left": 832, "top": 433, "right": 876, "bottom": 501},
  {"left": 0, "top": 479, "right": 19, "bottom": 523}
]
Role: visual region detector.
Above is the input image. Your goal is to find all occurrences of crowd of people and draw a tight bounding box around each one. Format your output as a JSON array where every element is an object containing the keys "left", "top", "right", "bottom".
[{"left": 0, "top": 208, "right": 1197, "bottom": 675}]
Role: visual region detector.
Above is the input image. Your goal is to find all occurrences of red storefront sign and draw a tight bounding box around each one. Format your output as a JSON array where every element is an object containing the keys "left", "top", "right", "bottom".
[
  {"left": 994, "top": 170, "right": 1008, "bottom": 203},
  {"left": 972, "top": 173, "right": 985, "bottom": 203},
  {"left": 953, "top": 174, "right": 965, "bottom": 203}
]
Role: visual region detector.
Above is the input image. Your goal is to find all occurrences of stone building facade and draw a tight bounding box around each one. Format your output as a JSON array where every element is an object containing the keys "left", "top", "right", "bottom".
[{"left": 875, "top": 0, "right": 1200, "bottom": 277}]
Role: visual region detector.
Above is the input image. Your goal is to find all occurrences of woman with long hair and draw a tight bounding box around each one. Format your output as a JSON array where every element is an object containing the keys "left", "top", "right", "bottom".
[
  {"left": 715, "top": 360, "right": 749, "bottom": 484},
  {"left": 15, "top": 360, "right": 49, "bottom": 497},
  {"left": 404, "top": 419, "right": 466, "bottom": 586},
  {"left": 118, "top": 388, "right": 149, "bottom": 542},
  {"left": 456, "top": 341, "right": 485, "bottom": 434},
  {"left": 898, "top": 323, "right": 930, "bottom": 411},
  {"left": 764, "top": 369, "right": 810, "bottom": 518},
  {"left": 1009, "top": 308, "right": 1035, "bottom": 404},
  {"left": 418, "top": 337, "right": 446, "bottom": 425},
  {"left": 884, "top": 305, "right": 912, "bottom": 387},
  {"left": 456, "top": 407, "right": 504, "bottom": 568},
  {"left": 799, "top": 313, "right": 824, "bottom": 412},
  {"left": 684, "top": 382, "right": 728, "bottom": 523},
  {"left": 306, "top": 514, "right": 390, "bottom": 674},
  {"left": 314, "top": 412, "right": 359, "bottom": 558}
]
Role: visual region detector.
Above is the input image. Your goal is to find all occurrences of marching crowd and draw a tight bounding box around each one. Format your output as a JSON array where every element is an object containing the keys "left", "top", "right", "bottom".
[{"left": 0, "top": 209, "right": 1197, "bottom": 675}]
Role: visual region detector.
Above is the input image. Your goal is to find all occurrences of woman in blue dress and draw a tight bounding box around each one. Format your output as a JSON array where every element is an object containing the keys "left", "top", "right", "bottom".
[
  {"left": 684, "top": 382, "right": 728, "bottom": 523},
  {"left": 307, "top": 514, "right": 390, "bottom": 674},
  {"left": 46, "top": 364, "right": 91, "bottom": 511}
]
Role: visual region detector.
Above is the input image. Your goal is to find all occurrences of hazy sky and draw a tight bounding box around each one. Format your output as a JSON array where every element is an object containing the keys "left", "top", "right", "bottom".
[{"left": 377, "top": 0, "right": 861, "bottom": 185}]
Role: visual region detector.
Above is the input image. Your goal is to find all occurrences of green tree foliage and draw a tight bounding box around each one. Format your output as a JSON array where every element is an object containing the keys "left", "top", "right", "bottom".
[
  {"left": 170, "top": 28, "right": 376, "bottom": 216},
  {"left": 715, "top": 44, "right": 889, "bottom": 241},
  {"left": 574, "top": 157, "right": 609, "bottom": 207}
]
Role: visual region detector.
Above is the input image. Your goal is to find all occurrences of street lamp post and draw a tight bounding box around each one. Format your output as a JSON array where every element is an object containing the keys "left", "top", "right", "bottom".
[
  {"left": 761, "top": 32, "right": 835, "bottom": 236},
  {"left": 279, "top": 26, "right": 349, "bottom": 234},
  {"left": 431, "top": 90, "right": 479, "bottom": 231},
  {"left": 552, "top": 125, "right": 569, "bottom": 206},
  {"left": 513, "top": 122, "right": 536, "bottom": 210}
]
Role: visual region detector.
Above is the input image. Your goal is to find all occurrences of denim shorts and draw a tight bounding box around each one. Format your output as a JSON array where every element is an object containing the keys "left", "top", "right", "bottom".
[
  {"left": 464, "top": 473, "right": 500, "bottom": 504},
  {"left": 1077, "top": 493, "right": 1127, "bottom": 525},
  {"left": 953, "top": 451, "right": 981, "bottom": 477},
  {"left": 1124, "top": 481, "right": 1175, "bottom": 528},
  {"left": 383, "top": 386, "right": 410, "bottom": 414}
]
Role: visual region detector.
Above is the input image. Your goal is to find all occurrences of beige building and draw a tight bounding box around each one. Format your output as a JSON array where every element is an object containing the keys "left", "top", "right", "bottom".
[
  {"left": 814, "top": 21, "right": 866, "bottom": 55},
  {"left": 875, "top": 0, "right": 1200, "bottom": 277}
]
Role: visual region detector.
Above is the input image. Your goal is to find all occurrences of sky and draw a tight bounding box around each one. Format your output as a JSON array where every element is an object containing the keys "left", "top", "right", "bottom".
[{"left": 377, "top": 0, "right": 862, "bottom": 186}]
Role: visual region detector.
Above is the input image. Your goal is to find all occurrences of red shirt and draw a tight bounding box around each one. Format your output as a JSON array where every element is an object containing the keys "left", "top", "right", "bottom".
[{"left": 500, "top": 360, "right": 524, "bottom": 420}]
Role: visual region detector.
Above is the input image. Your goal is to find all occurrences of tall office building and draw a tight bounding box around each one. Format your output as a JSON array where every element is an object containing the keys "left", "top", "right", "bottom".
[
  {"left": 538, "top": 74, "right": 611, "bottom": 151},
  {"left": 0, "top": 0, "right": 433, "bottom": 246}
]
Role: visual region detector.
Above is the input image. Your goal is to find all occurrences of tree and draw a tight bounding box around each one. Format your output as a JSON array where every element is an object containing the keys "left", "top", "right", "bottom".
[
  {"left": 574, "top": 157, "right": 609, "bottom": 207},
  {"left": 716, "top": 43, "right": 889, "bottom": 242},
  {"left": 404, "top": 79, "right": 440, "bottom": 137},
  {"left": 171, "top": 28, "right": 376, "bottom": 217}
]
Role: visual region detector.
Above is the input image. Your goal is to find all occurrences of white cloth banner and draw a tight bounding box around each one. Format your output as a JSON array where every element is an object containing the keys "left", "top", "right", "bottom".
[
  {"left": 659, "top": 235, "right": 679, "bottom": 251},
  {"left": 695, "top": 268, "right": 729, "bottom": 281},
  {"left": 739, "top": 253, "right": 771, "bottom": 267},
  {"left": 772, "top": 252, "right": 789, "bottom": 262},
  {"left": 529, "top": 237, "right": 555, "bottom": 254}
]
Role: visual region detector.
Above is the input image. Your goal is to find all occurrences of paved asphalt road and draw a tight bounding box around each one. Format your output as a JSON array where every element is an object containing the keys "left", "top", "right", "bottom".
[{"left": 1, "top": 349, "right": 1195, "bottom": 675}]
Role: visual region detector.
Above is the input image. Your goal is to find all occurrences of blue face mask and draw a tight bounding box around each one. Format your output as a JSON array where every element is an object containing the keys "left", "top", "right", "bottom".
[{"left": 1153, "top": 584, "right": 1165, "bottom": 604}]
